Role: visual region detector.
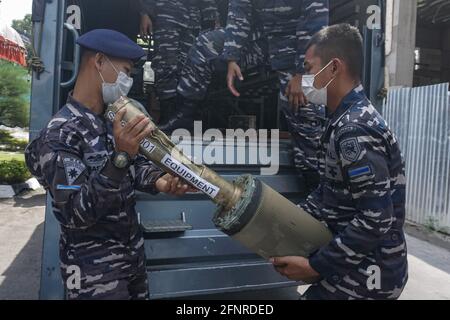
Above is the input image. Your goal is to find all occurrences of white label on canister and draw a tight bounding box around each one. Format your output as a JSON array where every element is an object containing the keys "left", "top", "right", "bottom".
[{"left": 161, "top": 154, "right": 220, "bottom": 199}]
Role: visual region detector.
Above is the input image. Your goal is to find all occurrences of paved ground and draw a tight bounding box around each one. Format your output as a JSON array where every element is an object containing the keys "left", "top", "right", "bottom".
[
  {"left": 1, "top": 192, "right": 450, "bottom": 300},
  {"left": 0, "top": 192, "right": 45, "bottom": 300}
]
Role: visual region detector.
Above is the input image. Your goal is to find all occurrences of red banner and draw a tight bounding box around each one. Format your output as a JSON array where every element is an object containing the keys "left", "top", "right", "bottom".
[{"left": 0, "top": 36, "right": 27, "bottom": 67}]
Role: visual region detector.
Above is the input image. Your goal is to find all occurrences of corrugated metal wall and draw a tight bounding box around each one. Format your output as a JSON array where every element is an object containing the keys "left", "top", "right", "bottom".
[{"left": 383, "top": 83, "right": 450, "bottom": 232}]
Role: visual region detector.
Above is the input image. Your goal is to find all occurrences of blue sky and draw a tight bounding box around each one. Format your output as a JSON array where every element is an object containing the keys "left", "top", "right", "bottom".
[{"left": 0, "top": 0, "right": 33, "bottom": 27}]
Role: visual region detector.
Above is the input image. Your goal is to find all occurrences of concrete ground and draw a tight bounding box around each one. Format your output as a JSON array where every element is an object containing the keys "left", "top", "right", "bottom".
[
  {"left": 1, "top": 192, "right": 450, "bottom": 300},
  {"left": 0, "top": 191, "right": 45, "bottom": 300}
]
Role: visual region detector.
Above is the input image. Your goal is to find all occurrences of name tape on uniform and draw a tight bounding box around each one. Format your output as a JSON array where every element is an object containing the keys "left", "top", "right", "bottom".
[{"left": 162, "top": 155, "right": 220, "bottom": 199}]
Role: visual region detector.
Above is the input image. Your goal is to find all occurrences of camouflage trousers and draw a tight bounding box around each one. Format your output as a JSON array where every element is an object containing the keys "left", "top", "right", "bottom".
[
  {"left": 178, "top": 28, "right": 325, "bottom": 173},
  {"left": 152, "top": 21, "right": 199, "bottom": 101},
  {"left": 300, "top": 279, "right": 407, "bottom": 301},
  {"left": 63, "top": 251, "right": 149, "bottom": 300}
]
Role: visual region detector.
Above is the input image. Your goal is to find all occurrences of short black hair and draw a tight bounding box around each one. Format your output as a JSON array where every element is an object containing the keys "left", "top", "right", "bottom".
[
  {"left": 80, "top": 48, "right": 96, "bottom": 68},
  {"left": 306, "top": 23, "right": 364, "bottom": 79}
]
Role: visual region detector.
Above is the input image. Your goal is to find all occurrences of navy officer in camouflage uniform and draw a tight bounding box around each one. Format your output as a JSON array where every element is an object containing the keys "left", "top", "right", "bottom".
[
  {"left": 25, "top": 29, "right": 195, "bottom": 300},
  {"left": 271, "top": 24, "right": 408, "bottom": 300},
  {"left": 160, "top": 0, "right": 329, "bottom": 189},
  {"left": 139, "top": 0, "right": 219, "bottom": 123}
]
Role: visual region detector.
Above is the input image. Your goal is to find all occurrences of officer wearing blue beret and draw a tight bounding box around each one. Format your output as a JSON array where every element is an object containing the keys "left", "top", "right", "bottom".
[{"left": 25, "top": 29, "right": 196, "bottom": 300}]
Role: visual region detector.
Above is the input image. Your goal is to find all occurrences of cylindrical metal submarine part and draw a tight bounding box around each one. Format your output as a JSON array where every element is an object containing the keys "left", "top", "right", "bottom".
[
  {"left": 105, "top": 97, "right": 243, "bottom": 210},
  {"left": 105, "top": 97, "right": 332, "bottom": 260},
  {"left": 214, "top": 175, "right": 333, "bottom": 259}
]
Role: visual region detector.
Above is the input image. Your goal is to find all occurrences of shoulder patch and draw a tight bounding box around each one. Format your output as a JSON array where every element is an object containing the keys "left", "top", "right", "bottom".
[
  {"left": 340, "top": 137, "right": 361, "bottom": 162},
  {"left": 63, "top": 157, "right": 86, "bottom": 185}
]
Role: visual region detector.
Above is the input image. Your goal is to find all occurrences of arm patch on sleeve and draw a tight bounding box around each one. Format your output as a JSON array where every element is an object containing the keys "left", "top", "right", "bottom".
[
  {"left": 63, "top": 157, "right": 86, "bottom": 185},
  {"left": 340, "top": 138, "right": 361, "bottom": 162},
  {"left": 348, "top": 165, "right": 372, "bottom": 179},
  {"left": 57, "top": 185, "right": 82, "bottom": 191}
]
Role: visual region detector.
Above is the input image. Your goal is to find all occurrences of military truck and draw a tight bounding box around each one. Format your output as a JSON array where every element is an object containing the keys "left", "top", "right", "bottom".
[{"left": 29, "top": 0, "right": 385, "bottom": 299}]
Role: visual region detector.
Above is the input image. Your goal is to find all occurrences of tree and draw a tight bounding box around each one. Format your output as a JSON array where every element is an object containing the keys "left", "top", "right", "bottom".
[
  {"left": 12, "top": 14, "right": 32, "bottom": 38},
  {"left": 0, "top": 61, "right": 30, "bottom": 128},
  {"left": 12, "top": 14, "right": 33, "bottom": 60}
]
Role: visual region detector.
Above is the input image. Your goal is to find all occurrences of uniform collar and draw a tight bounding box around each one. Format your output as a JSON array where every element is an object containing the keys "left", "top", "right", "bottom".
[
  {"left": 66, "top": 92, "right": 107, "bottom": 135},
  {"left": 320, "top": 84, "right": 367, "bottom": 145},
  {"left": 328, "top": 84, "right": 366, "bottom": 127}
]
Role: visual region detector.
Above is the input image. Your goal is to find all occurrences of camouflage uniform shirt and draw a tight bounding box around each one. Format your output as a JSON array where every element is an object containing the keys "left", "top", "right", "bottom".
[{"left": 301, "top": 85, "right": 408, "bottom": 300}]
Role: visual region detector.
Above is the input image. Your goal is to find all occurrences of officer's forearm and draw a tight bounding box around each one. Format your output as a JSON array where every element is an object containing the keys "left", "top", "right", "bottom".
[
  {"left": 134, "top": 157, "right": 166, "bottom": 194},
  {"left": 223, "top": 0, "right": 252, "bottom": 61},
  {"left": 199, "top": 0, "right": 220, "bottom": 23},
  {"left": 296, "top": 0, "right": 330, "bottom": 74},
  {"left": 139, "top": 0, "right": 156, "bottom": 20}
]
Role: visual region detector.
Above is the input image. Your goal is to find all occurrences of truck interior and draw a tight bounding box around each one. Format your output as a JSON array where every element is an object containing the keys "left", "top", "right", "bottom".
[
  {"left": 30, "top": 0, "right": 385, "bottom": 299},
  {"left": 54, "top": 0, "right": 385, "bottom": 132}
]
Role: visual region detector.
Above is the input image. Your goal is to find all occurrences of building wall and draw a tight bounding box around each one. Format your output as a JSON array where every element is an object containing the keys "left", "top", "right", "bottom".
[{"left": 385, "top": 0, "right": 418, "bottom": 88}]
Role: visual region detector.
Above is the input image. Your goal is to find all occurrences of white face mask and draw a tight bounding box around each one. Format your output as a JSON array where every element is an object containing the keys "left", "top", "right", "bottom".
[
  {"left": 98, "top": 57, "right": 134, "bottom": 105},
  {"left": 302, "top": 60, "right": 336, "bottom": 106}
]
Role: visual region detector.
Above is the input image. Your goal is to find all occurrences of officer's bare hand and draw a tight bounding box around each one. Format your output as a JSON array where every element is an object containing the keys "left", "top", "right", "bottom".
[
  {"left": 156, "top": 174, "right": 198, "bottom": 195},
  {"left": 270, "top": 256, "right": 320, "bottom": 283},
  {"left": 140, "top": 14, "right": 153, "bottom": 37},
  {"left": 113, "top": 108, "right": 154, "bottom": 158},
  {"left": 285, "top": 74, "right": 307, "bottom": 113},
  {"left": 227, "top": 61, "right": 244, "bottom": 97}
]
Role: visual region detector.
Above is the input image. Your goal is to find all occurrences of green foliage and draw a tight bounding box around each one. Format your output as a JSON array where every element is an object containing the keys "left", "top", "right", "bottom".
[
  {"left": 0, "top": 159, "right": 31, "bottom": 184},
  {"left": 0, "top": 61, "right": 30, "bottom": 128},
  {"left": 11, "top": 14, "right": 33, "bottom": 60},
  {"left": 0, "top": 152, "right": 24, "bottom": 162},
  {"left": 0, "top": 129, "right": 28, "bottom": 152},
  {"left": 11, "top": 14, "right": 32, "bottom": 38},
  {"left": 425, "top": 216, "right": 439, "bottom": 232}
]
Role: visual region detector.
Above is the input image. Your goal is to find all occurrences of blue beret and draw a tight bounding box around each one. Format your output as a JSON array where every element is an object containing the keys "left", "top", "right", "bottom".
[{"left": 77, "top": 29, "right": 145, "bottom": 61}]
